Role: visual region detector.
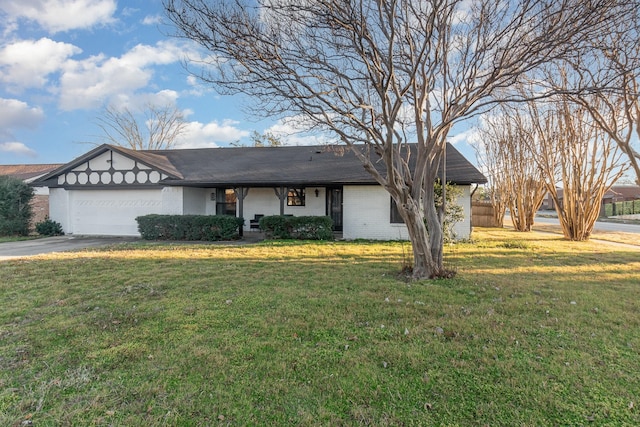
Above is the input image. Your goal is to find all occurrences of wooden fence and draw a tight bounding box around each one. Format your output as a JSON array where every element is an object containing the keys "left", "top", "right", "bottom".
[{"left": 472, "top": 201, "right": 501, "bottom": 228}]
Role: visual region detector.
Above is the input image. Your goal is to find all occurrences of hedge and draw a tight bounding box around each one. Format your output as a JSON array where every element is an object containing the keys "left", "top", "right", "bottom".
[
  {"left": 259, "top": 215, "right": 334, "bottom": 240},
  {"left": 603, "top": 200, "right": 640, "bottom": 217},
  {"left": 136, "top": 214, "right": 244, "bottom": 241}
]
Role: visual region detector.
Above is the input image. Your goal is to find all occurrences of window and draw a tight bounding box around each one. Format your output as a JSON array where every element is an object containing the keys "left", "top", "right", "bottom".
[
  {"left": 287, "top": 187, "right": 306, "bottom": 206},
  {"left": 390, "top": 197, "right": 404, "bottom": 224},
  {"left": 216, "top": 188, "right": 237, "bottom": 216}
]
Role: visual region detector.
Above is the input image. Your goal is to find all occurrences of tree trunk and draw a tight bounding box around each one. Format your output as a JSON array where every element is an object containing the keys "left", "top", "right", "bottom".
[
  {"left": 424, "top": 183, "right": 444, "bottom": 274},
  {"left": 402, "top": 207, "right": 438, "bottom": 279},
  {"left": 391, "top": 182, "right": 445, "bottom": 280}
]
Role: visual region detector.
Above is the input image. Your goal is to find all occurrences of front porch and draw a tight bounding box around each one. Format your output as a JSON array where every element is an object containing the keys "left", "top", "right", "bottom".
[{"left": 199, "top": 185, "right": 344, "bottom": 233}]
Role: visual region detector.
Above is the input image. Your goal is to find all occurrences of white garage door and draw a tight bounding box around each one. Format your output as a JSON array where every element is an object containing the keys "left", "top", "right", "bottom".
[{"left": 69, "top": 189, "right": 163, "bottom": 236}]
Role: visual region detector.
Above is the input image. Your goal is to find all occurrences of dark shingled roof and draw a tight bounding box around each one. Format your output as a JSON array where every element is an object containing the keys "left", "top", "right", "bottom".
[
  {"left": 604, "top": 185, "right": 640, "bottom": 200},
  {"left": 0, "top": 164, "right": 64, "bottom": 181},
  {"left": 34, "top": 143, "right": 487, "bottom": 187},
  {"left": 151, "top": 143, "right": 486, "bottom": 186}
]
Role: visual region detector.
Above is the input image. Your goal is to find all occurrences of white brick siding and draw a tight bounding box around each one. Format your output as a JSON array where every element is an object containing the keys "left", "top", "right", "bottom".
[
  {"left": 49, "top": 184, "right": 473, "bottom": 239},
  {"left": 49, "top": 188, "right": 70, "bottom": 233},
  {"left": 343, "top": 186, "right": 409, "bottom": 240},
  {"left": 343, "top": 185, "right": 472, "bottom": 240}
]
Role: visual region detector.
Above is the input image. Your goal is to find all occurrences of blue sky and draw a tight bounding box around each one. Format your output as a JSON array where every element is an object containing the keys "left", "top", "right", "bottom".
[{"left": 0, "top": 0, "right": 478, "bottom": 166}]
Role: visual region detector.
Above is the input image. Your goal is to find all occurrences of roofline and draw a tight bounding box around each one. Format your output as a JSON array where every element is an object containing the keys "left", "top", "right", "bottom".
[
  {"left": 31, "top": 142, "right": 487, "bottom": 187},
  {"left": 162, "top": 178, "right": 486, "bottom": 188},
  {"left": 32, "top": 144, "right": 183, "bottom": 184}
]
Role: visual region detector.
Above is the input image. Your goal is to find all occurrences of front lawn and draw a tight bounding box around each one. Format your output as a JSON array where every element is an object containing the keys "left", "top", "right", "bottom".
[{"left": 1, "top": 230, "right": 639, "bottom": 426}]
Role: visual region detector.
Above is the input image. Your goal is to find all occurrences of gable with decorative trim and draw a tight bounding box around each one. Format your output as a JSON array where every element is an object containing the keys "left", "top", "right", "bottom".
[{"left": 55, "top": 150, "right": 169, "bottom": 187}]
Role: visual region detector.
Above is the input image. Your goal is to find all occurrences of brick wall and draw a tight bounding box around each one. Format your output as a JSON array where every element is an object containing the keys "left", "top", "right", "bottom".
[
  {"left": 30, "top": 194, "right": 50, "bottom": 230},
  {"left": 343, "top": 185, "right": 409, "bottom": 240},
  {"left": 343, "top": 185, "right": 473, "bottom": 240}
]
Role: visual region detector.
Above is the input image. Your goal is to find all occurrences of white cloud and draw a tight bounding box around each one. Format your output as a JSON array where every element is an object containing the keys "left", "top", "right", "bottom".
[
  {"left": 184, "top": 74, "right": 213, "bottom": 97},
  {"left": 448, "top": 127, "right": 481, "bottom": 146},
  {"left": 452, "top": 0, "right": 476, "bottom": 25},
  {"left": 58, "top": 40, "right": 188, "bottom": 110},
  {"left": 142, "top": 15, "right": 162, "bottom": 25},
  {"left": 186, "top": 75, "right": 199, "bottom": 86},
  {"left": 120, "top": 41, "right": 186, "bottom": 68},
  {"left": 176, "top": 120, "right": 250, "bottom": 148},
  {"left": 0, "top": 98, "right": 44, "bottom": 128},
  {"left": 108, "top": 90, "right": 181, "bottom": 112},
  {"left": 0, "top": 99, "right": 43, "bottom": 158},
  {"left": 1, "top": 20, "right": 18, "bottom": 38},
  {"left": 0, "top": 0, "right": 117, "bottom": 33},
  {"left": 0, "top": 141, "right": 37, "bottom": 157},
  {"left": 121, "top": 7, "right": 139, "bottom": 17},
  {"left": 264, "top": 116, "right": 332, "bottom": 146},
  {"left": 0, "top": 38, "right": 81, "bottom": 91}
]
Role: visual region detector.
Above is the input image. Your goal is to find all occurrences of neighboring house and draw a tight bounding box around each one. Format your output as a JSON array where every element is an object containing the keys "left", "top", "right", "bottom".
[
  {"left": 601, "top": 185, "right": 640, "bottom": 217},
  {"left": 32, "top": 144, "right": 487, "bottom": 240},
  {"left": 0, "top": 163, "right": 64, "bottom": 226},
  {"left": 602, "top": 185, "right": 640, "bottom": 204},
  {"left": 541, "top": 185, "right": 640, "bottom": 215}
]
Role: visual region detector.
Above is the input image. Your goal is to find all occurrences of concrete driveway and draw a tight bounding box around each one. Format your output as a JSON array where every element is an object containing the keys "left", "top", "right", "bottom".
[{"left": 0, "top": 236, "right": 140, "bottom": 260}]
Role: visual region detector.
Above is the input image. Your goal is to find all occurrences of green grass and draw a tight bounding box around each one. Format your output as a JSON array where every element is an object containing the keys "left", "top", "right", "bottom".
[
  {"left": 0, "top": 235, "right": 38, "bottom": 243},
  {"left": 1, "top": 230, "right": 639, "bottom": 426}
]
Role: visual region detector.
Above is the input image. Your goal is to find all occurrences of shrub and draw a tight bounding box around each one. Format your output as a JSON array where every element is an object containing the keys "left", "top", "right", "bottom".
[
  {"left": 0, "top": 175, "right": 34, "bottom": 236},
  {"left": 434, "top": 180, "right": 465, "bottom": 243},
  {"left": 259, "top": 215, "right": 333, "bottom": 240},
  {"left": 35, "top": 217, "right": 64, "bottom": 236},
  {"left": 604, "top": 200, "right": 640, "bottom": 217},
  {"left": 136, "top": 214, "right": 244, "bottom": 241}
]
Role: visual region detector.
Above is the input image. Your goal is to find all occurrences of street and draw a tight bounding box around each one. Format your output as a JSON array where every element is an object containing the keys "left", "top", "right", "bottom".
[{"left": 533, "top": 214, "right": 640, "bottom": 234}]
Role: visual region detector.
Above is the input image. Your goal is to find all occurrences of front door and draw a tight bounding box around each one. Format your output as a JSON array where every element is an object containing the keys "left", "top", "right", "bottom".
[{"left": 327, "top": 187, "right": 343, "bottom": 231}]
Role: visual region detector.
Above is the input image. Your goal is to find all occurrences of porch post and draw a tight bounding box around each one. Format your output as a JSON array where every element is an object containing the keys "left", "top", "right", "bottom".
[
  {"left": 234, "top": 187, "right": 249, "bottom": 237},
  {"left": 274, "top": 186, "right": 286, "bottom": 215}
]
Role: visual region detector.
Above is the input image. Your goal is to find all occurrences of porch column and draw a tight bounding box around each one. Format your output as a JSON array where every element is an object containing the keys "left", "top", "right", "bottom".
[
  {"left": 234, "top": 187, "right": 249, "bottom": 236},
  {"left": 273, "top": 186, "right": 286, "bottom": 215}
]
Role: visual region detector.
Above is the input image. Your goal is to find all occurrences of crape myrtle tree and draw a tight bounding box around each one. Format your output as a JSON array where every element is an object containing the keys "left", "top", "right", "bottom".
[
  {"left": 527, "top": 95, "right": 628, "bottom": 241},
  {"left": 165, "top": 0, "right": 635, "bottom": 279},
  {"left": 557, "top": 28, "right": 640, "bottom": 185},
  {"left": 476, "top": 105, "right": 547, "bottom": 232},
  {"left": 474, "top": 119, "right": 508, "bottom": 229}
]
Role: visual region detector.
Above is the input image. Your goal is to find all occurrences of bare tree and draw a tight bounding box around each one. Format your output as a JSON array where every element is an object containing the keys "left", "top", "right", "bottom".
[
  {"left": 230, "top": 130, "right": 284, "bottom": 147},
  {"left": 165, "top": 0, "right": 635, "bottom": 279},
  {"left": 250, "top": 130, "right": 282, "bottom": 147},
  {"left": 475, "top": 125, "right": 509, "bottom": 229},
  {"left": 96, "top": 103, "right": 187, "bottom": 150},
  {"left": 529, "top": 96, "right": 628, "bottom": 240},
  {"left": 477, "top": 106, "right": 547, "bottom": 231},
  {"left": 563, "top": 44, "right": 640, "bottom": 185},
  {"left": 473, "top": 144, "right": 509, "bottom": 229}
]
